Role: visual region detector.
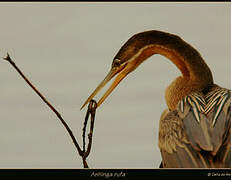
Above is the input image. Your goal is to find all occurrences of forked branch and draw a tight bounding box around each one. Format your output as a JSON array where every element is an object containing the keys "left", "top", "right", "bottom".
[{"left": 3, "top": 53, "right": 97, "bottom": 168}]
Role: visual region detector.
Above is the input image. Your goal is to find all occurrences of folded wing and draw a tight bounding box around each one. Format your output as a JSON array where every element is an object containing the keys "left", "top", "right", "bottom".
[{"left": 159, "top": 87, "right": 231, "bottom": 168}]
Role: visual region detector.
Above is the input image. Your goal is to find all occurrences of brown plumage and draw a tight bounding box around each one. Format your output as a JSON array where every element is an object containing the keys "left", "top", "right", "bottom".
[{"left": 81, "top": 30, "right": 231, "bottom": 168}]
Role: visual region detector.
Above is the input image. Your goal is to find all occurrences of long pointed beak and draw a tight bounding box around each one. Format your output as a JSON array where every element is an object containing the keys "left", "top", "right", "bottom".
[{"left": 80, "top": 63, "right": 129, "bottom": 110}]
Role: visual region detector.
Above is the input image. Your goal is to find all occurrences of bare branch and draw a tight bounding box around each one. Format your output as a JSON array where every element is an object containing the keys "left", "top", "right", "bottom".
[
  {"left": 82, "top": 106, "right": 90, "bottom": 152},
  {"left": 81, "top": 100, "right": 97, "bottom": 168},
  {"left": 3, "top": 53, "right": 98, "bottom": 168},
  {"left": 85, "top": 100, "right": 97, "bottom": 158}
]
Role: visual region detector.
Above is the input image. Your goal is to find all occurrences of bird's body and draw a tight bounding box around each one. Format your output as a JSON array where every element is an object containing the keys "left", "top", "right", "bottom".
[{"left": 81, "top": 30, "right": 231, "bottom": 168}]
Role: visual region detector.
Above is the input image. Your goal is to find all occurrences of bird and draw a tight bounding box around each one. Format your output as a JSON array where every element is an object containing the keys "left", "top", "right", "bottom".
[{"left": 81, "top": 30, "right": 231, "bottom": 168}]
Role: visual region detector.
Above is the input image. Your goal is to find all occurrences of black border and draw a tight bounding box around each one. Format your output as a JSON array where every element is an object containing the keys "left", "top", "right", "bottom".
[
  {"left": 1, "top": 1, "right": 231, "bottom": 179},
  {"left": 1, "top": 169, "right": 231, "bottom": 179}
]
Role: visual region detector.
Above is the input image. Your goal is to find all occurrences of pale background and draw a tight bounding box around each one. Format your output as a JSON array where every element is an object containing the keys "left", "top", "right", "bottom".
[{"left": 0, "top": 2, "right": 231, "bottom": 168}]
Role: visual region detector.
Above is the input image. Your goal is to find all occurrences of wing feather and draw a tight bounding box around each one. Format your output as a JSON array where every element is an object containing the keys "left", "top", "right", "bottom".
[{"left": 159, "top": 87, "right": 231, "bottom": 168}]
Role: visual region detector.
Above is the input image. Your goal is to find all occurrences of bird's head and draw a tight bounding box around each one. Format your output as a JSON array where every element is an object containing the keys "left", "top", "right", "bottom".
[
  {"left": 80, "top": 31, "right": 152, "bottom": 110},
  {"left": 80, "top": 30, "right": 213, "bottom": 110}
]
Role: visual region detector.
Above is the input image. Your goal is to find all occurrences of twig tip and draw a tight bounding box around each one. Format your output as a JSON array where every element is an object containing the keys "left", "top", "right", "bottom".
[{"left": 3, "top": 52, "right": 11, "bottom": 61}]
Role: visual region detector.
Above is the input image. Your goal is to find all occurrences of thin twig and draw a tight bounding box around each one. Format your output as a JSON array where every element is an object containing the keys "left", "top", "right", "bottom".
[
  {"left": 82, "top": 102, "right": 97, "bottom": 168},
  {"left": 82, "top": 106, "right": 90, "bottom": 152},
  {"left": 81, "top": 100, "right": 97, "bottom": 168},
  {"left": 85, "top": 100, "right": 97, "bottom": 158},
  {"left": 3, "top": 53, "right": 97, "bottom": 168}
]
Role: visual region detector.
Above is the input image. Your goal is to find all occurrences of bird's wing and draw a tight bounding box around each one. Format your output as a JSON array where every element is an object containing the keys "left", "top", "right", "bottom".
[
  {"left": 159, "top": 108, "right": 206, "bottom": 168},
  {"left": 159, "top": 88, "right": 231, "bottom": 168},
  {"left": 214, "top": 96, "right": 231, "bottom": 167}
]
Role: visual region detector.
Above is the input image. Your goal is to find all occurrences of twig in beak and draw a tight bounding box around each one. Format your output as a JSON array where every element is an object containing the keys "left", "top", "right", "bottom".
[{"left": 82, "top": 99, "right": 97, "bottom": 168}]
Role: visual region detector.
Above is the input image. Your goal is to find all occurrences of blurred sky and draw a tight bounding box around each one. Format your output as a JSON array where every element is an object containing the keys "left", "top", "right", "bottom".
[{"left": 0, "top": 2, "right": 231, "bottom": 168}]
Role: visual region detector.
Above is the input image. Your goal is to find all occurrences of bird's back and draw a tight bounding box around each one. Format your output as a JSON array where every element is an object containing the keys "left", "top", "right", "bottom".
[{"left": 159, "top": 85, "right": 231, "bottom": 168}]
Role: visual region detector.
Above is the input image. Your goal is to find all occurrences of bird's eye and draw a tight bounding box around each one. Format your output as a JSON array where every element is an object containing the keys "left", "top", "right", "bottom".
[{"left": 113, "top": 59, "right": 121, "bottom": 67}]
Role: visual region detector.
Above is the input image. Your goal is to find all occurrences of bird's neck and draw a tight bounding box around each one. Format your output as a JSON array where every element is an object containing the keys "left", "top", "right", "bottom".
[
  {"left": 115, "top": 31, "right": 214, "bottom": 110},
  {"left": 153, "top": 45, "right": 213, "bottom": 110},
  {"left": 134, "top": 44, "right": 214, "bottom": 110}
]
